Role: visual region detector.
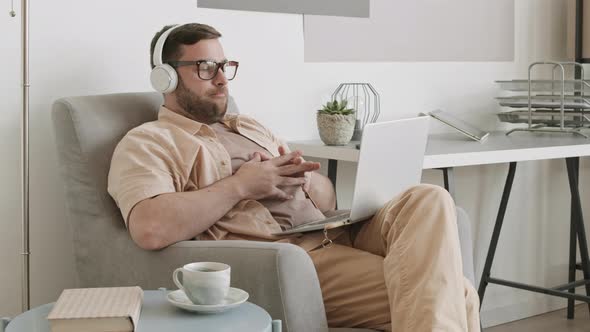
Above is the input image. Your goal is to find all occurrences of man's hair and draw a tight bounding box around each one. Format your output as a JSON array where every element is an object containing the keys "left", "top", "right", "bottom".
[{"left": 150, "top": 23, "right": 222, "bottom": 69}]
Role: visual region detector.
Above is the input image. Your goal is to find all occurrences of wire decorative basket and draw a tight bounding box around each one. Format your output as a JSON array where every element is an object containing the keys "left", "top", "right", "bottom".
[{"left": 331, "top": 83, "right": 380, "bottom": 141}]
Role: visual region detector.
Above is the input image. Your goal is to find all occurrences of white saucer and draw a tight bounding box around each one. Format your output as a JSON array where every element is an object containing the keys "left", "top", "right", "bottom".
[{"left": 167, "top": 288, "right": 249, "bottom": 314}]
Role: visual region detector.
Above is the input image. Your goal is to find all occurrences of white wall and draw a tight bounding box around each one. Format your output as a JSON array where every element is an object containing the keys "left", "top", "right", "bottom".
[
  {"left": 304, "top": 0, "right": 515, "bottom": 62},
  {"left": 0, "top": 0, "right": 583, "bottom": 328},
  {"left": 1, "top": 0, "right": 24, "bottom": 317}
]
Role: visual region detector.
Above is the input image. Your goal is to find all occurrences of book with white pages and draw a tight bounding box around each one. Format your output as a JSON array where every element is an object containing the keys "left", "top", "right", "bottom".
[{"left": 47, "top": 286, "right": 143, "bottom": 332}]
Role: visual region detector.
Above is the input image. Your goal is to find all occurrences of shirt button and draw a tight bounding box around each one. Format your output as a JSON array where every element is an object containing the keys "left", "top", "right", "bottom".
[{"left": 221, "top": 161, "right": 227, "bottom": 166}]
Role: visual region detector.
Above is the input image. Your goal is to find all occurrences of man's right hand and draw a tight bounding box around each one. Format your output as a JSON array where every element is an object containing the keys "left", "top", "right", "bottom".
[{"left": 232, "top": 150, "right": 320, "bottom": 201}]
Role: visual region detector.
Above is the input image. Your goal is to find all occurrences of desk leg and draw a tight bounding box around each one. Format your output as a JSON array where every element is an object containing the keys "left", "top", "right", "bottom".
[
  {"left": 328, "top": 159, "right": 338, "bottom": 209},
  {"left": 327, "top": 159, "right": 338, "bottom": 190},
  {"left": 478, "top": 162, "right": 518, "bottom": 307},
  {"left": 568, "top": 157, "right": 579, "bottom": 319},
  {"left": 568, "top": 200, "right": 578, "bottom": 319},
  {"left": 441, "top": 167, "right": 456, "bottom": 199},
  {"left": 566, "top": 157, "right": 590, "bottom": 316}
]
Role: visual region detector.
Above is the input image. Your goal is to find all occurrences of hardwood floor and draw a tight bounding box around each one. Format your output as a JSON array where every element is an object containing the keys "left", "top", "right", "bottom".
[{"left": 485, "top": 304, "right": 590, "bottom": 332}]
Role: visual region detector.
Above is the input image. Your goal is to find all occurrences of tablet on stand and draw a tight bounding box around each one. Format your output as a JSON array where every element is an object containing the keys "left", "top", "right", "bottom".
[{"left": 427, "top": 109, "right": 490, "bottom": 142}]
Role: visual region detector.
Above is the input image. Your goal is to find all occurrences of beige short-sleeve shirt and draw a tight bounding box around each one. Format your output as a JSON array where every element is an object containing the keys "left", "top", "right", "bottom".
[
  {"left": 210, "top": 122, "right": 326, "bottom": 229},
  {"left": 108, "top": 107, "right": 339, "bottom": 250}
]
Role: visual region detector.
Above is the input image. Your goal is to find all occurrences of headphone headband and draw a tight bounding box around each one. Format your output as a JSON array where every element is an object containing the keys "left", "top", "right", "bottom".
[{"left": 152, "top": 24, "right": 183, "bottom": 67}]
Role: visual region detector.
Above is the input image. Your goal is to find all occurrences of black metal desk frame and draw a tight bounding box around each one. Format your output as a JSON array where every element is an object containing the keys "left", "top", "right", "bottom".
[
  {"left": 327, "top": 159, "right": 456, "bottom": 197},
  {"left": 327, "top": 157, "right": 590, "bottom": 318},
  {"left": 477, "top": 157, "right": 590, "bottom": 318}
]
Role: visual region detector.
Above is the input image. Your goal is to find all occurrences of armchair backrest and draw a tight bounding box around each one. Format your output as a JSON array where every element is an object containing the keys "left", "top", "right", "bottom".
[
  {"left": 53, "top": 92, "right": 161, "bottom": 225},
  {"left": 51, "top": 92, "right": 240, "bottom": 284}
]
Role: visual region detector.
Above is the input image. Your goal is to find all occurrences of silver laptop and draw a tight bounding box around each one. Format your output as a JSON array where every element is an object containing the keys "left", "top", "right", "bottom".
[{"left": 273, "top": 116, "right": 430, "bottom": 235}]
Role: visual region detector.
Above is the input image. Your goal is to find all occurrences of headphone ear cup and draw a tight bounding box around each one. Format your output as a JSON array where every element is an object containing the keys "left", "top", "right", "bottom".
[{"left": 150, "top": 64, "right": 178, "bottom": 93}]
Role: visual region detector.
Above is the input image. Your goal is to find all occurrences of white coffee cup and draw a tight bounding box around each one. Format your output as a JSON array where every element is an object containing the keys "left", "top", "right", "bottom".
[{"left": 173, "top": 262, "right": 231, "bottom": 305}]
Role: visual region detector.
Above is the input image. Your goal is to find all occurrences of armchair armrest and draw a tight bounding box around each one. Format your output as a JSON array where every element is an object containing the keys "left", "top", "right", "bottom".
[
  {"left": 167, "top": 240, "right": 329, "bottom": 332},
  {"left": 1, "top": 317, "right": 10, "bottom": 332}
]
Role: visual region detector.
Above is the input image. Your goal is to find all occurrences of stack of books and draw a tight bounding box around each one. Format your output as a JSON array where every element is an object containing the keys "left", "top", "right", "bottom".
[{"left": 47, "top": 286, "right": 143, "bottom": 332}]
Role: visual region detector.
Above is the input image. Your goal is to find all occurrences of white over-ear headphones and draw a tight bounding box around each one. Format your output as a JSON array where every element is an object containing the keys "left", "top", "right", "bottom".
[{"left": 150, "top": 24, "right": 184, "bottom": 94}]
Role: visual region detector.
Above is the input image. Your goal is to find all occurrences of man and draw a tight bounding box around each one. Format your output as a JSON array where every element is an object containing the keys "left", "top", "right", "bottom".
[{"left": 108, "top": 23, "right": 480, "bottom": 331}]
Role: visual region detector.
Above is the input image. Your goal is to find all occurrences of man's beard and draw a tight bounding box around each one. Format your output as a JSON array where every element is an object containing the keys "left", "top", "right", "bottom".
[{"left": 176, "top": 79, "right": 228, "bottom": 124}]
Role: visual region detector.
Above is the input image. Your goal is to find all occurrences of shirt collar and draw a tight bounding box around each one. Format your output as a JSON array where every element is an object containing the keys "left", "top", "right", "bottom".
[{"left": 158, "top": 106, "right": 239, "bottom": 136}]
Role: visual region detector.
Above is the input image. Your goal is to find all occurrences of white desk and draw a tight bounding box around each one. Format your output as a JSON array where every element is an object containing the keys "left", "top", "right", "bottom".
[
  {"left": 290, "top": 131, "right": 590, "bottom": 169},
  {"left": 289, "top": 131, "right": 590, "bottom": 319}
]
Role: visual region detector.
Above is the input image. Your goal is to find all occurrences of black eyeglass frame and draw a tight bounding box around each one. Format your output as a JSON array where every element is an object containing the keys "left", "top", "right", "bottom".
[{"left": 168, "top": 60, "right": 239, "bottom": 81}]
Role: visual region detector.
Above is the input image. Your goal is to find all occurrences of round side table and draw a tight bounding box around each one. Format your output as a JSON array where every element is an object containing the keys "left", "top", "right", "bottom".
[{"left": 5, "top": 289, "right": 281, "bottom": 332}]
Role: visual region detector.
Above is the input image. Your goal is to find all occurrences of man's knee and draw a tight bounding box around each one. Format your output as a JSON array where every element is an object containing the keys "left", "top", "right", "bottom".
[
  {"left": 377, "top": 184, "right": 455, "bottom": 224},
  {"left": 398, "top": 184, "right": 453, "bottom": 205}
]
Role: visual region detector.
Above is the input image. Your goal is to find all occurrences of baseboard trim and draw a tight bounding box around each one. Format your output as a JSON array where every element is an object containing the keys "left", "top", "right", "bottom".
[{"left": 481, "top": 294, "right": 577, "bottom": 328}]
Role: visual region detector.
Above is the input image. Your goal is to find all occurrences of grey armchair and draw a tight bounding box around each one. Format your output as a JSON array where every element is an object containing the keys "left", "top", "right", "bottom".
[{"left": 51, "top": 92, "right": 476, "bottom": 332}]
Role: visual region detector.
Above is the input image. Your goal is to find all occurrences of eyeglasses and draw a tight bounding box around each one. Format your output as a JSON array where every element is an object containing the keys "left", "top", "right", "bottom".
[{"left": 169, "top": 60, "right": 239, "bottom": 81}]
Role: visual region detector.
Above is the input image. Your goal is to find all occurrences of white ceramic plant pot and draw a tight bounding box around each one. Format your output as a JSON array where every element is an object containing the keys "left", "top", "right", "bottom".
[{"left": 317, "top": 113, "right": 355, "bottom": 145}]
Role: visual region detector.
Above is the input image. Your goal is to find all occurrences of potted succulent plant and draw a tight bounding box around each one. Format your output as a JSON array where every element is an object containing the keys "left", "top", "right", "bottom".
[{"left": 317, "top": 99, "right": 356, "bottom": 145}]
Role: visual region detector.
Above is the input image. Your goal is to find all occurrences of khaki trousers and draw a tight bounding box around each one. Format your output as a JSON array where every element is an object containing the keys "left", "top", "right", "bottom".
[{"left": 306, "top": 184, "right": 480, "bottom": 331}]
